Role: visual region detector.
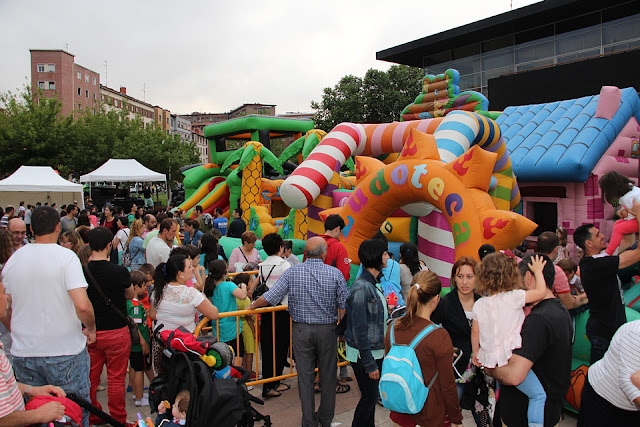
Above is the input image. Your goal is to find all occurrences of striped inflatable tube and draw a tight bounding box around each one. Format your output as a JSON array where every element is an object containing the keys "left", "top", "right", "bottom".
[
  {"left": 281, "top": 119, "right": 443, "bottom": 209},
  {"left": 418, "top": 211, "right": 454, "bottom": 288}
]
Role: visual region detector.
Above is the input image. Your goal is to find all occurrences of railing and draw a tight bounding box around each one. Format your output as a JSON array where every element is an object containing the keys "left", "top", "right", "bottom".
[{"left": 194, "top": 302, "right": 348, "bottom": 387}]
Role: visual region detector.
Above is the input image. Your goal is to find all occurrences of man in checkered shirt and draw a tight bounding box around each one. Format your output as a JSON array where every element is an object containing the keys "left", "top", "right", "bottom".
[{"left": 252, "top": 236, "right": 348, "bottom": 427}]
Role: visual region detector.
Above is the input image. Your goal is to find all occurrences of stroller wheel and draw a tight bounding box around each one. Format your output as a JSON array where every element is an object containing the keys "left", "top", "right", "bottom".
[{"left": 211, "top": 342, "right": 234, "bottom": 368}]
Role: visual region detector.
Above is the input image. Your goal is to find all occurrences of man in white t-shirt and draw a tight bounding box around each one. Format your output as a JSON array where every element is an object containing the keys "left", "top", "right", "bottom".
[
  {"left": 146, "top": 218, "right": 177, "bottom": 268},
  {"left": 0, "top": 206, "right": 96, "bottom": 427}
]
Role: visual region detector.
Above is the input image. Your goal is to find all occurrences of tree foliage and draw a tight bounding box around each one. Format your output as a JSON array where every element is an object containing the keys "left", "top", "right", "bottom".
[
  {"left": 311, "top": 65, "right": 425, "bottom": 131},
  {"left": 0, "top": 86, "right": 199, "bottom": 185}
]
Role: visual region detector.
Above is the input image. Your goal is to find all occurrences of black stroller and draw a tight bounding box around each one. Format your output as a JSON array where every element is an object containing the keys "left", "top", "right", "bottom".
[{"left": 149, "top": 327, "right": 271, "bottom": 427}]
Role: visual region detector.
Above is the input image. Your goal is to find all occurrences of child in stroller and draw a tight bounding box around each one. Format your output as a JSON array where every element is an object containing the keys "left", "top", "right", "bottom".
[
  {"left": 156, "top": 390, "right": 189, "bottom": 426},
  {"left": 149, "top": 326, "right": 271, "bottom": 427}
]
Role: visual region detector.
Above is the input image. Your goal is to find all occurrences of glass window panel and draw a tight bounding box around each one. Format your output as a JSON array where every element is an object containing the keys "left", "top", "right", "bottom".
[
  {"left": 482, "top": 49, "right": 513, "bottom": 70},
  {"left": 484, "top": 65, "right": 514, "bottom": 82},
  {"left": 556, "top": 53, "right": 578, "bottom": 63},
  {"left": 556, "top": 28, "right": 601, "bottom": 55},
  {"left": 516, "top": 40, "right": 554, "bottom": 64},
  {"left": 482, "top": 35, "right": 514, "bottom": 54},
  {"left": 459, "top": 72, "right": 482, "bottom": 89},
  {"left": 451, "top": 55, "right": 481, "bottom": 75},
  {"left": 516, "top": 57, "right": 555, "bottom": 72},
  {"left": 603, "top": 18, "right": 640, "bottom": 44},
  {"left": 452, "top": 43, "right": 480, "bottom": 60},
  {"left": 424, "top": 62, "right": 450, "bottom": 76},
  {"left": 577, "top": 48, "right": 601, "bottom": 60}
]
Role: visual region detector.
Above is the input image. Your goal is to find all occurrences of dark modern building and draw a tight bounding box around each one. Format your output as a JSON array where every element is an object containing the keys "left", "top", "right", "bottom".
[{"left": 377, "top": 0, "right": 640, "bottom": 109}]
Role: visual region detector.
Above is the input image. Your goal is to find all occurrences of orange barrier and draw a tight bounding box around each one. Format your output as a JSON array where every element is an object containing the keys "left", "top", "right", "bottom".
[{"left": 194, "top": 305, "right": 347, "bottom": 387}]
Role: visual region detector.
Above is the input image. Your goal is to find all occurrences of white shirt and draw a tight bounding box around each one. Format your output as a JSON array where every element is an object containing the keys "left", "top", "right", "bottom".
[
  {"left": 619, "top": 185, "right": 640, "bottom": 219},
  {"left": 588, "top": 320, "right": 640, "bottom": 411},
  {"left": 151, "top": 285, "right": 205, "bottom": 333},
  {"left": 1, "top": 243, "right": 88, "bottom": 357},
  {"left": 146, "top": 237, "right": 171, "bottom": 268},
  {"left": 114, "top": 228, "right": 130, "bottom": 252},
  {"left": 257, "top": 255, "right": 291, "bottom": 306}
]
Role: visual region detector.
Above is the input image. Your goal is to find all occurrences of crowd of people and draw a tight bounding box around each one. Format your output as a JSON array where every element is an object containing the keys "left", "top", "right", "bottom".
[{"left": 0, "top": 187, "right": 639, "bottom": 427}]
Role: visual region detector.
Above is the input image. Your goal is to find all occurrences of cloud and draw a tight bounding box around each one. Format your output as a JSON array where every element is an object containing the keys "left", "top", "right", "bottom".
[{"left": 0, "top": 0, "right": 541, "bottom": 115}]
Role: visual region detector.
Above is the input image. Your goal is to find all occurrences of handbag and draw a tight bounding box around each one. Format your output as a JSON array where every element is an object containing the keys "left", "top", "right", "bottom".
[
  {"left": 252, "top": 265, "right": 275, "bottom": 301},
  {"left": 83, "top": 266, "right": 141, "bottom": 346}
]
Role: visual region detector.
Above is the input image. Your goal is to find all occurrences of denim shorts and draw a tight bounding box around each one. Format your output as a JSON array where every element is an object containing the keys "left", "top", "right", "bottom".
[{"left": 12, "top": 348, "right": 90, "bottom": 427}]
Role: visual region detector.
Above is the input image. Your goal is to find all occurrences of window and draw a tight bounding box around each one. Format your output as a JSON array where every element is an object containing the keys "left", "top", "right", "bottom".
[
  {"left": 92, "top": 77, "right": 97, "bottom": 85},
  {"left": 47, "top": 64, "right": 55, "bottom": 72},
  {"left": 78, "top": 87, "right": 81, "bottom": 95},
  {"left": 48, "top": 82, "right": 55, "bottom": 90},
  {"left": 38, "top": 81, "right": 45, "bottom": 89},
  {"left": 37, "top": 64, "right": 45, "bottom": 72},
  {"left": 93, "top": 92, "right": 96, "bottom": 100},
  {"left": 85, "top": 90, "right": 89, "bottom": 98},
  {"left": 78, "top": 104, "right": 82, "bottom": 110},
  {"left": 77, "top": 71, "right": 81, "bottom": 79},
  {"left": 85, "top": 73, "right": 89, "bottom": 83}
]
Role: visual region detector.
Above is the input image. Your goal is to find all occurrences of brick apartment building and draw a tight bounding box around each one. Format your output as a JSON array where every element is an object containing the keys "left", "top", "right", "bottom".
[{"left": 31, "top": 49, "right": 101, "bottom": 117}]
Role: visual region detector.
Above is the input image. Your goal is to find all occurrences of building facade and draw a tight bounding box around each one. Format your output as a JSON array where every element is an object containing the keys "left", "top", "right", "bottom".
[
  {"left": 377, "top": 0, "right": 640, "bottom": 108},
  {"left": 100, "top": 85, "right": 157, "bottom": 126},
  {"left": 30, "top": 49, "right": 101, "bottom": 117}
]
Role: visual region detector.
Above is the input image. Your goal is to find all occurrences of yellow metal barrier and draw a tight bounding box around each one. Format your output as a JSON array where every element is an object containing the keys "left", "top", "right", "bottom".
[{"left": 194, "top": 305, "right": 347, "bottom": 387}]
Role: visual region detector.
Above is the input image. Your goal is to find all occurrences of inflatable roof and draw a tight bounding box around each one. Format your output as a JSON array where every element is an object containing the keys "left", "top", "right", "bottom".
[{"left": 496, "top": 87, "right": 640, "bottom": 182}]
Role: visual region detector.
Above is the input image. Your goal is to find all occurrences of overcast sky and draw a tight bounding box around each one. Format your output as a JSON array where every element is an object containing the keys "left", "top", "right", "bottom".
[{"left": 0, "top": 0, "right": 540, "bottom": 115}]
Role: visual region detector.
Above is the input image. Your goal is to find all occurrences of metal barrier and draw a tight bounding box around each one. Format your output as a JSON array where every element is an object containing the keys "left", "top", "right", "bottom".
[{"left": 194, "top": 304, "right": 348, "bottom": 387}]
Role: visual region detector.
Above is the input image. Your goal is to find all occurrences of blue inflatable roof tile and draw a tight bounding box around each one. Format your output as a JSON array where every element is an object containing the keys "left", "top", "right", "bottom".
[
  {"left": 550, "top": 117, "right": 572, "bottom": 133},
  {"left": 499, "top": 87, "right": 640, "bottom": 182}
]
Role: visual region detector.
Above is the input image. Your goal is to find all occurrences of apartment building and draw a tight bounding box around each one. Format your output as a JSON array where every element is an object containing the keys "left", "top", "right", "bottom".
[
  {"left": 100, "top": 85, "right": 157, "bottom": 126},
  {"left": 30, "top": 49, "right": 101, "bottom": 116}
]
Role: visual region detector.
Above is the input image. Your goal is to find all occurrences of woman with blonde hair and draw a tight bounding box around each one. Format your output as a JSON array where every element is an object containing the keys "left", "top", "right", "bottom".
[
  {"left": 126, "top": 219, "right": 145, "bottom": 270},
  {"left": 58, "top": 230, "right": 84, "bottom": 255},
  {"left": 385, "top": 270, "right": 463, "bottom": 427}
]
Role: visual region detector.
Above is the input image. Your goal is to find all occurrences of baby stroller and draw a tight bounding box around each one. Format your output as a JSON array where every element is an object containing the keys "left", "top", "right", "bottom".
[{"left": 149, "top": 326, "right": 271, "bottom": 427}]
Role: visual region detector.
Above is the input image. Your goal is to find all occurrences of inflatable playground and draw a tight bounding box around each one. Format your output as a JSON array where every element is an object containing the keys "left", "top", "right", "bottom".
[{"left": 177, "top": 69, "right": 640, "bottom": 412}]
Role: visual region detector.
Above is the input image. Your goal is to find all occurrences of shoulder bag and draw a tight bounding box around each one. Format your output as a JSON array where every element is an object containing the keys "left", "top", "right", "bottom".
[{"left": 83, "top": 266, "right": 140, "bottom": 346}]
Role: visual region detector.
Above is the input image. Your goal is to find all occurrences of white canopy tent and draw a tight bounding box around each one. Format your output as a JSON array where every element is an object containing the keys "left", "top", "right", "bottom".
[
  {"left": 80, "top": 159, "right": 167, "bottom": 203},
  {"left": 80, "top": 159, "right": 166, "bottom": 183},
  {"left": 0, "top": 166, "right": 85, "bottom": 209}
]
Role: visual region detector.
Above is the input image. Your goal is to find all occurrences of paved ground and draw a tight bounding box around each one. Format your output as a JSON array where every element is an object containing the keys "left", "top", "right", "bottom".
[{"left": 95, "top": 366, "right": 578, "bottom": 426}]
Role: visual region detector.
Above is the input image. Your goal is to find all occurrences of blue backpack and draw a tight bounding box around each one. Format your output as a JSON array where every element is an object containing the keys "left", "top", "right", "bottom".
[{"left": 379, "top": 321, "right": 440, "bottom": 414}]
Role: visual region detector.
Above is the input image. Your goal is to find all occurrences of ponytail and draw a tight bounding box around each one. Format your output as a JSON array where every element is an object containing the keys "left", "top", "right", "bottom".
[
  {"left": 204, "top": 259, "right": 227, "bottom": 298},
  {"left": 152, "top": 254, "right": 189, "bottom": 307},
  {"left": 396, "top": 270, "right": 441, "bottom": 330}
]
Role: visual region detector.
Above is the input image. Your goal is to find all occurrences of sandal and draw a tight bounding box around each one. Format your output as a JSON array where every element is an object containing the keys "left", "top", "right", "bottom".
[
  {"left": 276, "top": 383, "right": 291, "bottom": 392},
  {"left": 314, "top": 382, "right": 321, "bottom": 393},
  {"left": 336, "top": 383, "right": 350, "bottom": 394},
  {"left": 262, "top": 389, "right": 281, "bottom": 398}
]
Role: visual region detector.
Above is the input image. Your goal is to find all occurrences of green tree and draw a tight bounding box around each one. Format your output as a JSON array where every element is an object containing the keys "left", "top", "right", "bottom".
[
  {"left": 311, "top": 65, "right": 424, "bottom": 131},
  {"left": 0, "top": 85, "right": 199, "bottom": 186},
  {"left": 0, "top": 86, "right": 73, "bottom": 175}
]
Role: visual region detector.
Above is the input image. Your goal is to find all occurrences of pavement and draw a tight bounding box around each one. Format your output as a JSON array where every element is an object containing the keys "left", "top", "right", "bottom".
[{"left": 95, "top": 366, "right": 578, "bottom": 426}]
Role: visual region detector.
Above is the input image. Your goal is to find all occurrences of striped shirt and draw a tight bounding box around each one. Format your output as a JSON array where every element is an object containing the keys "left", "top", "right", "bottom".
[
  {"left": 588, "top": 320, "right": 640, "bottom": 411},
  {"left": 0, "top": 343, "right": 24, "bottom": 417},
  {"left": 264, "top": 258, "right": 348, "bottom": 324}
]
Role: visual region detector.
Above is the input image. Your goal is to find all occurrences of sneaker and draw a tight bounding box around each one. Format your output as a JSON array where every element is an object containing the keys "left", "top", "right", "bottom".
[
  {"left": 134, "top": 397, "right": 149, "bottom": 407},
  {"left": 131, "top": 392, "right": 148, "bottom": 401},
  {"left": 249, "top": 371, "right": 262, "bottom": 380}
]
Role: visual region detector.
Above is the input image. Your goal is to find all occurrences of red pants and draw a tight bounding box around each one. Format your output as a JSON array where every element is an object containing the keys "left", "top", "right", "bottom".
[
  {"left": 606, "top": 218, "right": 639, "bottom": 255},
  {"left": 88, "top": 326, "right": 131, "bottom": 424}
]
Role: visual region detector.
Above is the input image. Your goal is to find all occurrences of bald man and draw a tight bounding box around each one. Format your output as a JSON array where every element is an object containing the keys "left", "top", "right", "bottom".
[
  {"left": 251, "top": 236, "right": 348, "bottom": 427},
  {"left": 7, "top": 218, "right": 28, "bottom": 251}
]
